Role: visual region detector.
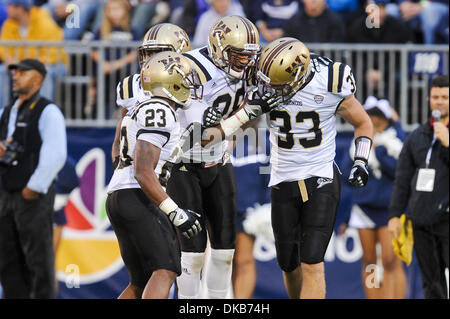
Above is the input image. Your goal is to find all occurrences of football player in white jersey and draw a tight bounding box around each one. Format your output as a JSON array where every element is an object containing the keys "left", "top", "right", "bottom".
[
  {"left": 166, "top": 16, "right": 261, "bottom": 299},
  {"left": 202, "top": 38, "right": 374, "bottom": 298},
  {"left": 111, "top": 23, "right": 191, "bottom": 171},
  {"left": 106, "top": 52, "right": 203, "bottom": 299}
]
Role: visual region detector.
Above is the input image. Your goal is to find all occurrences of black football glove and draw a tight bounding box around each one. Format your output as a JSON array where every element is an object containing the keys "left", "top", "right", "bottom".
[
  {"left": 168, "top": 208, "right": 202, "bottom": 239},
  {"left": 203, "top": 107, "right": 223, "bottom": 128},
  {"left": 159, "top": 162, "right": 174, "bottom": 188},
  {"left": 348, "top": 159, "right": 369, "bottom": 187},
  {"left": 243, "top": 89, "right": 283, "bottom": 120}
]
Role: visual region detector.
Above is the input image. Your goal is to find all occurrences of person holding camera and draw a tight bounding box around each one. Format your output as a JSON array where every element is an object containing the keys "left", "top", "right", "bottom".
[
  {"left": 388, "top": 75, "right": 449, "bottom": 299},
  {"left": 0, "top": 58, "right": 67, "bottom": 298}
]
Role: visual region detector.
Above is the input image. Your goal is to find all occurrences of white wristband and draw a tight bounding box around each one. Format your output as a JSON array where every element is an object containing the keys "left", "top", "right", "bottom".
[
  {"left": 354, "top": 136, "right": 372, "bottom": 163},
  {"left": 220, "top": 108, "right": 250, "bottom": 137},
  {"left": 159, "top": 197, "right": 179, "bottom": 215}
]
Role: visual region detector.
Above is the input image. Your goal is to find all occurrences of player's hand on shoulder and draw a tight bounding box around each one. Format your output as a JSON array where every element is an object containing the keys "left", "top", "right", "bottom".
[
  {"left": 168, "top": 208, "right": 202, "bottom": 239},
  {"left": 348, "top": 159, "right": 369, "bottom": 187},
  {"left": 203, "top": 107, "right": 223, "bottom": 128}
]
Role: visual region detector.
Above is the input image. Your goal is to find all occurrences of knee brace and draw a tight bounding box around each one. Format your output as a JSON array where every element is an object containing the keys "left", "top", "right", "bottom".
[
  {"left": 275, "top": 240, "right": 301, "bottom": 273},
  {"left": 176, "top": 252, "right": 204, "bottom": 299},
  {"left": 206, "top": 248, "right": 235, "bottom": 299}
]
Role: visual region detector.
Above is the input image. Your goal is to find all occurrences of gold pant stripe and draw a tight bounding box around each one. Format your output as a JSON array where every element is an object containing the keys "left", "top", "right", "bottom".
[{"left": 298, "top": 180, "right": 309, "bottom": 203}]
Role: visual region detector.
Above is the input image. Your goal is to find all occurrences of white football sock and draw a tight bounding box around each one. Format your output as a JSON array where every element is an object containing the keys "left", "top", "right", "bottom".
[
  {"left": 206, "top": 248, "right": 235, "bottom": 299},
  {"left": 176, "top": 252, "right": 204, "bottom": 299}
]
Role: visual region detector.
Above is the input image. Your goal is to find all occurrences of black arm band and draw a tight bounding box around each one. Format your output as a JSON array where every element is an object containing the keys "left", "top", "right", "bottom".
[{"left": 354, "top": 136, "right": 372, "bottom": 163}]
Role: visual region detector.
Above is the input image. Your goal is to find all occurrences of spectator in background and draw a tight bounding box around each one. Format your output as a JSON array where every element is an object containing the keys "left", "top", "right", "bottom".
[
  {"left": 130, "top": 0, "right": 170, "bottom": 39},
  {"left": 388, "top": 75, "right": 449, "bottom": 299},
  {"left": 89, "top": 0, "right": 139, "bottom": 117},
  {"left": 192, "top": 0, "right": 245, "bottom": 47},
  {"left": 283, "top": 0, "right": 346, "bottom": 42},
  {"left": 385, "top": 0, "right": 449, "bottom": 44},
  {"left": 254, "top": 0, "right": 299, "bottom": 43},
  {"left": 347, "top": 0, "right": 412, "bottom": 100},
  {"left": 347, "top": 0, "right": 412, "bottom": 43},
  {"left": 343, "top": 96, "right": 407, "bottom": 299},
  {"left": 0, "top": 0, "right": 66, "bottom": 105},
  {"left": 0, "top": 59, "right": 67, "bottom": 298},
  {"left": 238, "top": 0, "right": 258, "bottom": 22},
  {"left": 43, "top": 0, "right": 101, "bottom": 40},
  {"left": 87, "top": 1, "right": 168, "bottom": 42},
  {"left": 168, "top": 0, "right": 185, "bottom": 25},
  {"left": 434, "top": 10, "right": 449, "bottom": 43},
  {"left": 180, "top": 0, "right": 211, "bottom": 37},
  {"left": 327, "top": 0, "right": 362, "bottom": 25}
]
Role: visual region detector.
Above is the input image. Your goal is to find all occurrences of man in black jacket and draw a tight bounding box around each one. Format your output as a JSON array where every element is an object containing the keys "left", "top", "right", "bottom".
[
  {"left": 388, "top": 75, "right": 449, "bottom": 299},
  {"left": 0, "top": 59, "right": 67, "bottom": 298}
]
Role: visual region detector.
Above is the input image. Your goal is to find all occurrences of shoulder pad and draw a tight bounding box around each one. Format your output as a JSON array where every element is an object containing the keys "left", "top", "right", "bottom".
[
  {"left": 118, "top": 75, "right": 135, "bottom": 100},
  {"left": 327, "top": 61, "right": 346, "bottom": 94},
  {"left": 183, "top": 48, "right": 214, "bottom": 84}
]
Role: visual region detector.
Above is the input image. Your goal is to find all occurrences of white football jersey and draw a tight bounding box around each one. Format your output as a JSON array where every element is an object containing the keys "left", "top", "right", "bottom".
[
  {"left": 116, "top": 74, "right": 150, "bottom": 115},
  {"left": 177, "top": 47, "right": 250, "bottom": 163},
  {"left": 267, "top": 56, "right": 356, "bottom": 187},
  {"left": 107, "top": 98, "right": 180, "bottom": 193}
]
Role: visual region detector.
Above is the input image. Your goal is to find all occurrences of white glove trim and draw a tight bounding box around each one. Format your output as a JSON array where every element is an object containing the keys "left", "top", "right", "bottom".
[{"left": 159, "top": 197, "right": 179, "bottom": 215}]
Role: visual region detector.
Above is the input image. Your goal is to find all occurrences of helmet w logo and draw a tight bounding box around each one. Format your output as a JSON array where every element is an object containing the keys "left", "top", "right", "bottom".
[
  {"left": 158, "top": 56, "right": 182, "bottom": 74},
  {"left": 285, "top": 56, "right": 304, "bottom": 75},
  {"left": 174, "top": 31, "right": 187, "bottom": 45},
  {"left": 213, "top": 21, "right": 232, "bottom": 40}
]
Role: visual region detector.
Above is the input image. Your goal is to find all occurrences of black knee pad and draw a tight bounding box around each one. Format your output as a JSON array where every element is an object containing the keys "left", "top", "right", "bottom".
[
  {"left": 275, "top": 240, "right": 301, "bottom": 272},
  {"left": 299, "top": 229, "right": 331, "bottom": 264}
]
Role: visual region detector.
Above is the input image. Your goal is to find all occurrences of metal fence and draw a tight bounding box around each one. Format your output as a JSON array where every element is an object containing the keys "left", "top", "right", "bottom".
[{"left": 0, "top": 41, "right": 448, "bottom": 131}]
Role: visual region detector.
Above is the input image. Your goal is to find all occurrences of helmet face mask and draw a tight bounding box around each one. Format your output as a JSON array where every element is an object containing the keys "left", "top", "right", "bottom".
[
  {"left": 256, "top": 80, "right": 293, "bottom": 102},
  {"left": 138, "top": 24, "right": 191, "bottom": 67},
  {"left": 140, "top": 52, "right": 203, "bottom": 109},
  {"left": 208, "top": 16, "right": 261, "bottom": 80},
  {"left": 256, "top": 63, "right": 312, "bottom": 101},
  {"left": 223, "top": 47, "right": 259, "bottom": 80},
  {"left": 256, "top": 38, "right": 311, "bottom": 101},
  {"left": 138, "top": 46, "right": 173, "bottom": 68},
  {"left": 182, "top": 68, "right": 203, "bottom": 101}
]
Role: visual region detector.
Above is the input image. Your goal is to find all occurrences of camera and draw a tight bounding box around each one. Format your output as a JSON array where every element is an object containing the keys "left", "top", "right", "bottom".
[{"left": 0, "top": 140, "right": 24, "bottom": 168}]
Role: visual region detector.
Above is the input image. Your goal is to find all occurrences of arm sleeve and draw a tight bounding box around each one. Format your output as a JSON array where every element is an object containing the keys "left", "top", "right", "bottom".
[
  {"left": 388, "top": 133, "right": 416, "bottom": 219},
  {"left": 27, "top": 104, "right": 67, "bottom": 194},
  {"left": 116, "top": 75, "right": 139, "bottom": 110}
]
